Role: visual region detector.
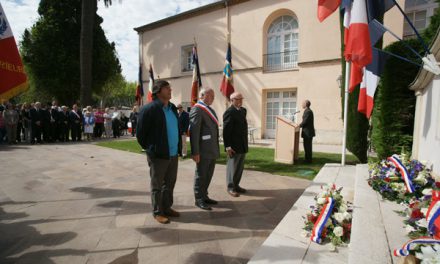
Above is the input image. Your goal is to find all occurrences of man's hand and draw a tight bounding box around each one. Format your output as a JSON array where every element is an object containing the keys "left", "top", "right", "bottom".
[
  {"left": 192, "top": 154, "right": 200, "bottom": 163},
  {"left": 227, "top": 148, "right": 235, "bottom": 158}
]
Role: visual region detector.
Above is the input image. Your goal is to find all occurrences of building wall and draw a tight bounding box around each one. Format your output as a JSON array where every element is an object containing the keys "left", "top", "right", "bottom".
[
  {"left": 412, "top": 76, "right": 440, "bottom": 177},
  {"left": 139, "top": 0, "right": 404, "bottom": 144}
]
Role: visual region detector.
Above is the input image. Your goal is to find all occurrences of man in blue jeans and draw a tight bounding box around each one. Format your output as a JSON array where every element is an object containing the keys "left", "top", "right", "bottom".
[{"left": 136, "top": 80, "right": 181, "bottom": 224}]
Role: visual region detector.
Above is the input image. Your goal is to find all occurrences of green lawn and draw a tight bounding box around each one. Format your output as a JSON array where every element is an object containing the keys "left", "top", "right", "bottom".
[{"left": 96, "top": 140, "right": 359, "bottom": 180}]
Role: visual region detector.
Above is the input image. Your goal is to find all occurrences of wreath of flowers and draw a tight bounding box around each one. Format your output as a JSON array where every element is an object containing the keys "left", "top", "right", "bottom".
[
  {"left": 302, "top": 184, "right": 352, "bottom": 250},
  {"left": 368, "top": 154, "right": 434, "bottom": 204}
]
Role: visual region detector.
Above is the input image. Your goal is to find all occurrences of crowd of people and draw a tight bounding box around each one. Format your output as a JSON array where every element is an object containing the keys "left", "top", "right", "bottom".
[{"left": 0, "top": 100, "right": 138, "bottom": 145}]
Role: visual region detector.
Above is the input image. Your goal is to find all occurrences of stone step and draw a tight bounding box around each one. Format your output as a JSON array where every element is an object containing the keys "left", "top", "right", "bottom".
[{"left": 348, "top": 164, "right": 407, "bottom": 264}]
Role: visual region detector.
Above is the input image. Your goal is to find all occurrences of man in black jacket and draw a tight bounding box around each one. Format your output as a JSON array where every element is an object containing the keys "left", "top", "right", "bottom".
[
  {"left": 29, "top": 102, "right": 43, "bottom": 144},
  {"left": 136, "top": 80, "right": 181, "bottom": 224},
  {"left": 177, "top": 104, "right": 189, "bottom": 158},
  {"left": 223, "top": 92, "right": 248, "bottom": 197},
  {"left": 298, "top": 100, "right": 315, "bottom": 163}
]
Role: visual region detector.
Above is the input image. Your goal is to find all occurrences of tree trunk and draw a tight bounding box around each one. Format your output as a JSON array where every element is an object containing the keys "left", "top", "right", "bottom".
[{"left": 80, "top": 0, "right": 96, "bottom": 107}]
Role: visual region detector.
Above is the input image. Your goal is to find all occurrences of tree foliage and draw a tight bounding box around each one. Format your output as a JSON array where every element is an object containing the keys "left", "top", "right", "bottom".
[{"left": 19, "top": 0, "right": 121, "bottom": 106}]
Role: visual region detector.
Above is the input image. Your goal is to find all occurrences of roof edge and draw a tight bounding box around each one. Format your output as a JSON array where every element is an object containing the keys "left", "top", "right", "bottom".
[
  {"left": 409, "top": 27, "right": 440, "bottom": 92},
  {"left": 133, "top": 0, "right": 250, "bottom": 33}
]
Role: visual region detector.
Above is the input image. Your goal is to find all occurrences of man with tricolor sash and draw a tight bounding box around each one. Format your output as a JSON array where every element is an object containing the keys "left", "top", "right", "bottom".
[{"left": 189, "top": 88, "right": 220, "bottom": 211}]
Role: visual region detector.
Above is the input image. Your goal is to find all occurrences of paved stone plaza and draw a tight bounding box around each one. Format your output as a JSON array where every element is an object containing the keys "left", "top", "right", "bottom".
[{"left": 0, "top": 142, "right": 310, "bottom": 264}]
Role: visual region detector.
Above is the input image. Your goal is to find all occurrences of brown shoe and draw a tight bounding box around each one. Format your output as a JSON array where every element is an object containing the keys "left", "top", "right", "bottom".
[
  {"left": 165, "top": 208, "right": 180, "bottom": 217},
  {"left": 227, "top": 190, "right": 240, "bottom": 197},
  {"left": 154, "top": 215, "right": 170, "bottom": 224}
]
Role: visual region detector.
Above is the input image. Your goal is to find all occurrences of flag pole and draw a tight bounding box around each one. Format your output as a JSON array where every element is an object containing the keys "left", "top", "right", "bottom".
[{"left": 341, "top": 61, "right": 350, "bottom": 166}]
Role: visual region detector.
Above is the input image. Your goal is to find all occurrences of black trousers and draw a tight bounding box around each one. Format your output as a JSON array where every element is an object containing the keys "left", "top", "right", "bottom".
[
  {"left": 147, "top": 155, "right": 178, "bottom": 216},
  {"left": 303, "top": 137, "right": 313, "bottom": 163},
  {"left": 31, "top": 124, "right": 42, "bottom": 143}
]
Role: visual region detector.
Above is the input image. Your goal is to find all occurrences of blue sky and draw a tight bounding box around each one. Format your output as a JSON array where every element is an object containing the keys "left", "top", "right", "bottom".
[{"left": 2, "top": 0, "right": 217, "bottom": 81}]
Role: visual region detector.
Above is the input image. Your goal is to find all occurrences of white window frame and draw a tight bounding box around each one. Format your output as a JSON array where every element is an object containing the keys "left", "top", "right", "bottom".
[
  {"left": 266, "top": 15, "right": 299, "bottom": 70},
  {"left": 181, "top": 45, "right": 194, "bottom": 72}
]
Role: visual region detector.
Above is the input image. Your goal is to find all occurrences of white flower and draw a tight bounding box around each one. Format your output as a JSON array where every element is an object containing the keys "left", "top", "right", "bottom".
[
  {"left": 421, "top": 208, "right": 429, "bottom": 216},
  {"left": 405, "top": 225, "right": 415, "bottom": 233},
  {"left": 333, "top": 226, "right": 343, "bottom": 237},
  {"left": 423, "top": 188, "right": 433, "bottom": 196},
  {"left": 339, "top": 203, "right": 348, "bottom": 213},
  {"left": 343, "top": 212, "right": 352, "bottom": 220},
  {"left": 320, "top": 191, "right": 329, "bottom": 198},
  {"left": 334, "top": 213, "right": 345, "bottom": 224},
  {"left": 416, "top": 218, "right": 428, "bottom": 229},
  {"left": 317, "top": 198, "right": 326, "bottom": 205},
  {"left": 416, "top": 244, "right": 440, "bottom": 264}
]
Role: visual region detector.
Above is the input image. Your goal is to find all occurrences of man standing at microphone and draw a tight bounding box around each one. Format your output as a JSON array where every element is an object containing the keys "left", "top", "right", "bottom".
[{"left": 296, "top": 100, "right": 315, "bottom": 163}]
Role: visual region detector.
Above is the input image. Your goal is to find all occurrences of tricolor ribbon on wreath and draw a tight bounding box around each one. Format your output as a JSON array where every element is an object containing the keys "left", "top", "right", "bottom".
[
  {"left": 311, "top": 197, "right": 335, "bottom": 244},
  {"left": 427, "top": 191, "right": 440, "bottom": 237},
  {"left": 394, "top": 237, "right": 440, "bottom": 257},
  {"left": 394, "top": 190, "right": 440, "bottom": 257},
  {"left": 388, "top": 154, "right": 415, "bottom": 193}
]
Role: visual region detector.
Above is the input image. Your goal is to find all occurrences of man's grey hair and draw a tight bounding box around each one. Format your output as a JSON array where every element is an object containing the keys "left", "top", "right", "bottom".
[{"left": 199, "top": 87, "right": 214, "bottom": 99}]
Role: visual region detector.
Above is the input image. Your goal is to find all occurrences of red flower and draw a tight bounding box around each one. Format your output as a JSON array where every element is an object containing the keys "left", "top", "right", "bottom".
[
  {"left": 435, "top": 182, "right": 440, "bottom": 188},
  {"left": 384, "top": 178, "right": 391, "bottom": 182},
  {"left": 307, "top": 214, "right": 318, "bottom": 223},
  {"left": 411, "top": 209, "right": 424, "bottom": 219}
]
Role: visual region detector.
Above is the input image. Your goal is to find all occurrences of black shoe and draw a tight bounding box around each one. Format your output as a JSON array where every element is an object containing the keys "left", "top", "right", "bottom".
[
  {"left": 204, "top": 197, "right": 218, "bottom": 205},
  {"left": 195, "top": 200, "right": 212, "bottom": 210},
  {"left": 236, "top": 186, "right": 247, "bottom": 194}
]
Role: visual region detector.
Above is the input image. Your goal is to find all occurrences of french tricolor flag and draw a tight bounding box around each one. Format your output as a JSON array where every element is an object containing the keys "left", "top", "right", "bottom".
[
  {"left": 147, "top": 64, "right": 154, "bottom": 102},
  {"left": 358, "top": 49, "right": 389, "bottom": 118},
  {"left": 344, "top": 0, "right": 372, "bottom": 92}
]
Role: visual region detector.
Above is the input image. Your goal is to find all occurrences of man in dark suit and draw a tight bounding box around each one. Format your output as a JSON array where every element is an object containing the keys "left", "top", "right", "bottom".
[
  {"left": 29, "top": 102, "right": 43, "bottom": 144},
  {"left": 223, "top": 92, "right": 248, "bottom": 197},
  {"left": 69, "top": 104, "right": 82, "bottom": 141},
  {"left": 298, "top": 100, "right": 315, "bottom": 163},
  {"left": 190, "top": 88, "right": 220, "bottom": 210},
  {"left": 177, "top": 104, "right": 189, "bottom": 158}
]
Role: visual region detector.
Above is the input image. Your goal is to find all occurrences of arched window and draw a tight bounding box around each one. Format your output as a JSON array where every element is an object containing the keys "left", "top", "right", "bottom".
[{"left": 265, "top": 15, "right": 298, "bottom": 71}]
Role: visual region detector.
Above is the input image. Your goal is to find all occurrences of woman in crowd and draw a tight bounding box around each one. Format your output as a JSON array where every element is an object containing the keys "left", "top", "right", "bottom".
[
  {"left": 129, "top": 106, "right": 138, "bottom": 137},
  {"left": 83, "top": 110, "right": 95, "bottom": 141},
  {"left": 3, "top": 103, "right": 19, "bottom": 144},
  {"left": 103, "top": 107, "right": 113, "bottom": 138}
]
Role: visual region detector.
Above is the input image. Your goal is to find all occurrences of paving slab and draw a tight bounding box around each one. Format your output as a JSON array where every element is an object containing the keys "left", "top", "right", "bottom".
[{"left": 0, "top": 142, "right": 310, "bottom": 263}]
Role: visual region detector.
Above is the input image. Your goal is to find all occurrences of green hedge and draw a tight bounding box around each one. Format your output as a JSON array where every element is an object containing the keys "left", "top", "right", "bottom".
[{"left": 371, "top": 39, "right": 422, "bottom": 159}]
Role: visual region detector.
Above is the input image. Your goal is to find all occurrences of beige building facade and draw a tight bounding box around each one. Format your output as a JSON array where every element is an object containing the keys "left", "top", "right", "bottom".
[
  {"left": 135, "top": 0, "right": 404, "bottom": 144},
  {"left": 409, "top": 29, "right": 440, "bottom": 177}
]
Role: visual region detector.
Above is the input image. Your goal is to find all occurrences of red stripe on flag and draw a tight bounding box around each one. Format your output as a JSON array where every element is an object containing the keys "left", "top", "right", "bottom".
[
  {"left": 345, "top": 23, "right": 372, "bottom": 67},
  {"left": 358, "top": 85, "right": 367, "bottom": 114},
  {"left": 317, "top": 0, "right": 341, "bottom": 22},
  {"left": 191, "top": 81, "right": 199, "bottom": 106},
  {"left": 349, "top": 63, "right": 363, "bottom": 92},
  {"left": 220, "top": 77, "right": 234, "bottom": 100}
]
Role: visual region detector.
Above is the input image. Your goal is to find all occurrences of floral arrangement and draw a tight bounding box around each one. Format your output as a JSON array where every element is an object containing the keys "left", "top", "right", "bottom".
[
  {"left": 368, "top": 154, "right": 434, "bottom": 204},
  {"left": 303, "top": 184, "right": 352, "bottom": 250}
]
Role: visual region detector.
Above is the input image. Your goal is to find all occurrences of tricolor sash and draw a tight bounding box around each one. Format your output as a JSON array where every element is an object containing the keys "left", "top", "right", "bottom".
[
  {"left": 388, "top": 155, "right": 415, "bottom": 193},
  {"left": 311, "top": 197, "right": 335, "bottom": 244},
  {"left": 194, "top": 102, "right": 219, "bottom": 126},
  {"left": 394, "top": 237, "right": 440, "bottom": 257},
  {"left": 427, "top": 200, "right": 440, "bottom": 236}
]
